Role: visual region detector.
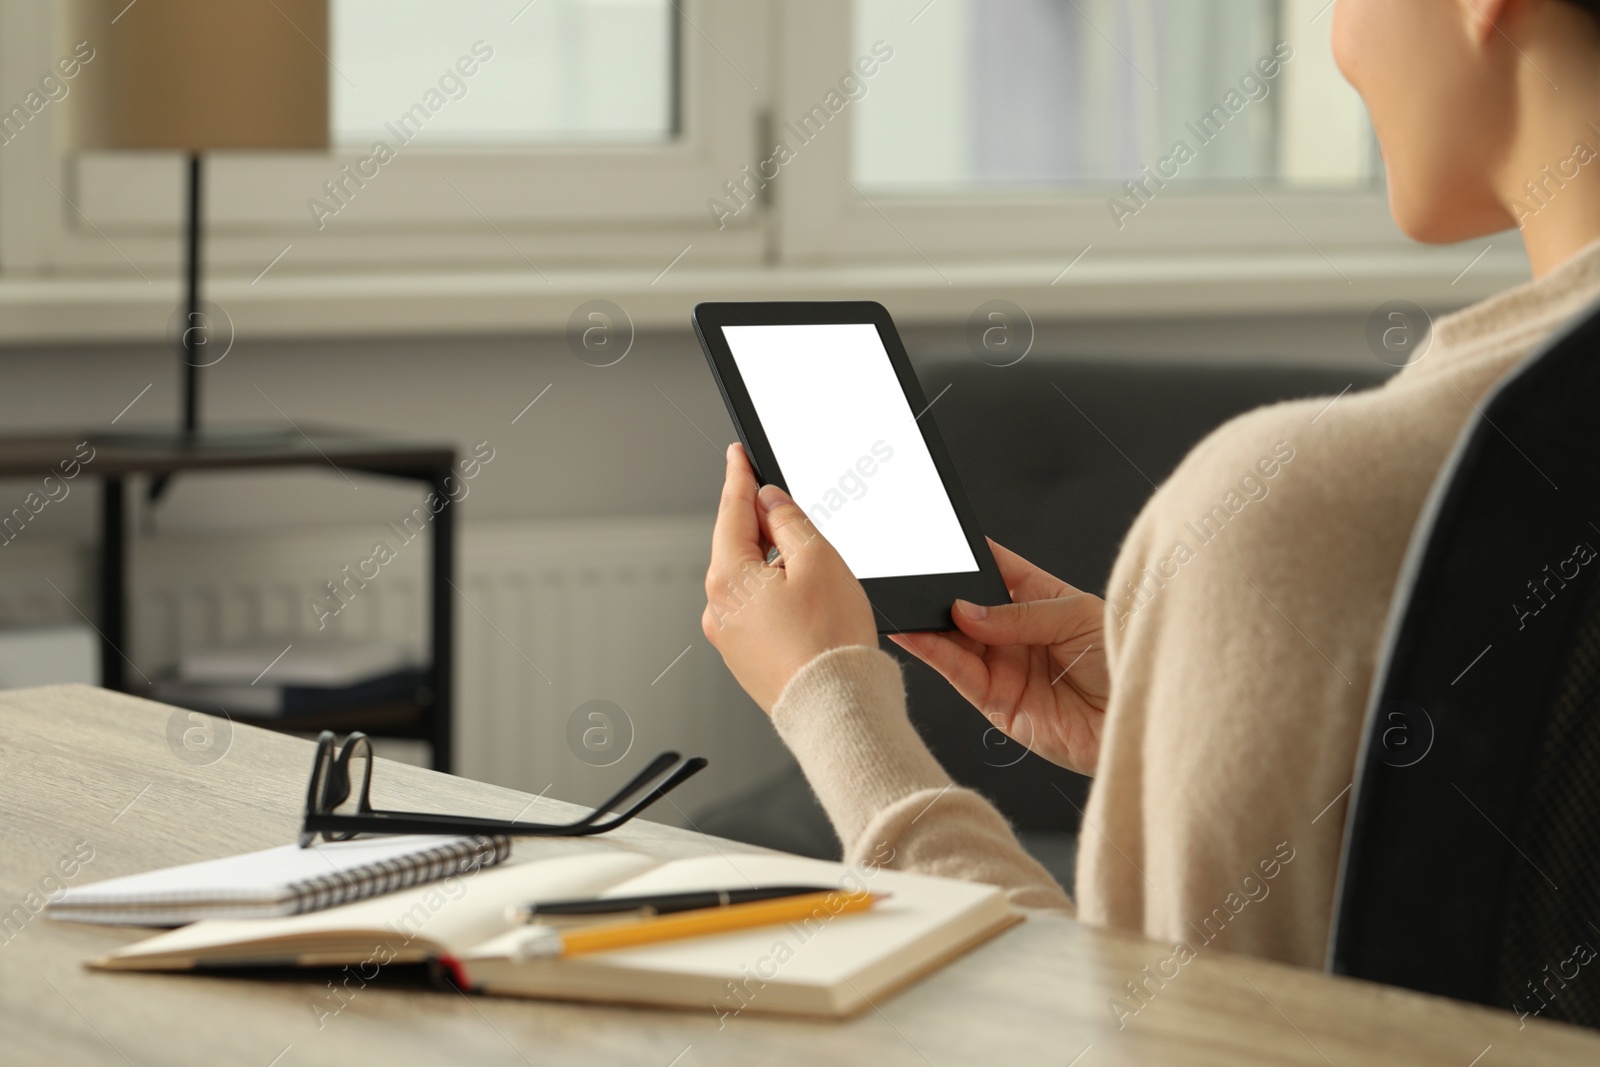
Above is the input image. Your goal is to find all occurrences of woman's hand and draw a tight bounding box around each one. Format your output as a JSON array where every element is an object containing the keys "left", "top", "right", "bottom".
[
  {"left": 702, "top": 444, "right": 878, "bottom": 713},
  {"left": 890, "top": 543, "right": 1109, "bottom": 776}
]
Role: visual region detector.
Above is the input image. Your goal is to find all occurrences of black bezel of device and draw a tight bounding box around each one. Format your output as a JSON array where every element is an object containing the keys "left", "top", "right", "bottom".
[{"left": 692, "top": 300, "right": 1010, "bottom": 634}]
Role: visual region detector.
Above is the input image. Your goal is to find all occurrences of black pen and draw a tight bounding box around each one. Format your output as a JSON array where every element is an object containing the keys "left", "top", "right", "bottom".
[{"left": 505, "top": 884, "right": 840, "bottom": 924}]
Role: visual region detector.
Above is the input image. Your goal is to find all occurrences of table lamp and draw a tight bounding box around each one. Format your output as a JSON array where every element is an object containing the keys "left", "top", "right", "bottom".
[{"left": 90, "top": 0, "right": 329, "bottom": 445}]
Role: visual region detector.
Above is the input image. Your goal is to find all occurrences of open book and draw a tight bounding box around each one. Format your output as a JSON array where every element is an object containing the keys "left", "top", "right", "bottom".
[{"left": 92, "top": 849, "right": 1019, "bottom": 1018}]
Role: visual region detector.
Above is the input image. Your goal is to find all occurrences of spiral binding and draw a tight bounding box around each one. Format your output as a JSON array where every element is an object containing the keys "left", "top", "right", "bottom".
[{"left": 288, "top": 835, "right": 512, "bottom": 915}]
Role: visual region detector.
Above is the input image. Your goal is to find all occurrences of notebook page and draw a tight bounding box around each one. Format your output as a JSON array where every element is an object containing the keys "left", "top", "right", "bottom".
[{"left": 56, "top": 836, "right": 487, "bottom": 907}]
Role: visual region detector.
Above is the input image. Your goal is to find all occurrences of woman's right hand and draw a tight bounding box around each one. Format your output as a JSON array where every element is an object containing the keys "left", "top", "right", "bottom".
[{"left": 889, "top": 541, "right": 1110, "bottom": 777}]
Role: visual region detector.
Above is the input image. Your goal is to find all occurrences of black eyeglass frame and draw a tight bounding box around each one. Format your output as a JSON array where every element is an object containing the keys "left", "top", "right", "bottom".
[{"left": 298, "top": 731, "right": 707, "bottom": 847}]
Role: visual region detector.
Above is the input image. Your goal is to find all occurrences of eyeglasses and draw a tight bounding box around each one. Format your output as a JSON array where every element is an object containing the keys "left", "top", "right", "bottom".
[{"left": 298, "top": 731, "right": 708, "bottom": 848}]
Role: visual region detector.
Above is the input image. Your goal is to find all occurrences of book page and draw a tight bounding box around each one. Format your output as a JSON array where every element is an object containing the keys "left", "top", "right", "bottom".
[
  {"left": 602, "top": 853, "right": 865, "bottom": 897},
  {"left": 99, "top": 850, "right": 658, "bottom": 966},
  {"left": 469, "top": 853, "right": 1006, "bottom": 988}
]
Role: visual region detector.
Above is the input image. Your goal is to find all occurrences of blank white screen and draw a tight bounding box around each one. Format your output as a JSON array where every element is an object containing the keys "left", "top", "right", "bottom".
[{"left": 722, "top": 323, "right": 979, "bottom": 579}]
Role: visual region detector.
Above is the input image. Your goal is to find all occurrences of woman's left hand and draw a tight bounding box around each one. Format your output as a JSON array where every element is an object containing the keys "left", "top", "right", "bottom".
[{"left": 702, "top": 443, "right": 878, "bottom": 713}]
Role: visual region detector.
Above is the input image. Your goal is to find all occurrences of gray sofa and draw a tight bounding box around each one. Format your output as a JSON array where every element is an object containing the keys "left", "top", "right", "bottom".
[{"left": 695, "top": 356, "right": 1391, "bottom": 890}]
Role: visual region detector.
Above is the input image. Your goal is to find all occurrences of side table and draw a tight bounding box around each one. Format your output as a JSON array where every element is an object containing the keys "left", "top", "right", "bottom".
[{"left": 0, "top": 429, "right": 458, "bottom": 771}]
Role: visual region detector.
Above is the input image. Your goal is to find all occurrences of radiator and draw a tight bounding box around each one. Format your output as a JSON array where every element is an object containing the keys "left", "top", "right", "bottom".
[{"left": 0, "top": 516, "right": 792, "bottom": 823}]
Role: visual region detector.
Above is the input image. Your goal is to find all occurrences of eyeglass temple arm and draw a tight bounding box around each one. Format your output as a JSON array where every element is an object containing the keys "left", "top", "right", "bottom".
[
  {"left": 557, "top": 751, "right": 683, "bottom": 830},
  {"left": 363, "top": 751, "right": 700, "bottom": 832},
  {"left": 577, "top": 755, "right": 709, "bottom": 832}
]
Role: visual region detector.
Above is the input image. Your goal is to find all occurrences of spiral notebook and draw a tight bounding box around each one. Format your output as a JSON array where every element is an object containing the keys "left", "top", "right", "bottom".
[{"left": 46, "top": 835, "right": 510, "bottom": 927}]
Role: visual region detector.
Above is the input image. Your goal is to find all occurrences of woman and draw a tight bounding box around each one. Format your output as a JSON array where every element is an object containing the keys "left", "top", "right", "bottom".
[{"left": 703, "top": 0, "right": 1600, "bottom": 968}]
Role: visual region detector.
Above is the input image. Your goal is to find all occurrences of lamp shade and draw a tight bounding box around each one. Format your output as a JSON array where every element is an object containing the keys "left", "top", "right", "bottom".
[{"left": 94, "top": 0, "right": 329, "bottom": 151}]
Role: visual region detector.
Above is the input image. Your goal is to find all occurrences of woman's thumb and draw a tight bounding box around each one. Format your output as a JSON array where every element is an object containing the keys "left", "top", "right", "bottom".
[{"left": 757, "top": 484, "right": 824, "bottom": 565}]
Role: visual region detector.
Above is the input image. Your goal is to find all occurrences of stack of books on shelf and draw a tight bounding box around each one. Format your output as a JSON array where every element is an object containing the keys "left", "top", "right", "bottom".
[{"left": 152, "top": 639, "right": 424, "bottom": 720}]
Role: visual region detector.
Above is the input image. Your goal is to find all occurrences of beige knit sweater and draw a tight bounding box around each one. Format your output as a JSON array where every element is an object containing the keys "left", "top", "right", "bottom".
[{"left": 771, "top": 239, "right": 1600, "bottom": 968}]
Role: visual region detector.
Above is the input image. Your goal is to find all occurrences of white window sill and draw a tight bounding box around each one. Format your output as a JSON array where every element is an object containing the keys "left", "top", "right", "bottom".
[{"left": 0, "top": 246, "right": 1528, "bottom": 346}]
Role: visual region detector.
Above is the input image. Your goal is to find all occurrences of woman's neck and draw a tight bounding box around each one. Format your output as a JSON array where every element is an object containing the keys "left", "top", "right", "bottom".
[
  {"left": 1499, "top": 22, "right": 1600, "bottom": 278},
  {"left": 1512, "top": 129, "right": 1600, "bottom": 278}
]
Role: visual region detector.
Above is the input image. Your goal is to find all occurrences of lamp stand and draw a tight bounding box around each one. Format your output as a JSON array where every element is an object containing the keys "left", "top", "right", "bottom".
[
  {"left": 183, "top": 152, "right": 203, "bottom": 436},
  {"left": 143, "top": 155, "right": 203, "bottom": 505}
]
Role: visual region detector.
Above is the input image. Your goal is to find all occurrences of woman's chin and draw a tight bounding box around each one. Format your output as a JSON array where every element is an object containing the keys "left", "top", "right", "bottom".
[{"left": 1388, "top": 190, "right": 1509, "bottom": 247}]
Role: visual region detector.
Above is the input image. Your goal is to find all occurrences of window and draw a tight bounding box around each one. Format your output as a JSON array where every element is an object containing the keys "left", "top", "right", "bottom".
[
  {"left": 331, "top": 0, "right": 678, "bottom": 145},
  {"left": 0, "top": 0, "right": 1498, "bottom": 330},
  {"left": 778, "top": 0, "right": 1404, "bottom": 267},
  {"left": 4, "top": 0, "right": 760, "bottom": 282},
  {"left": 853, "top": 0, "right": 1377, "bottom": 190}
]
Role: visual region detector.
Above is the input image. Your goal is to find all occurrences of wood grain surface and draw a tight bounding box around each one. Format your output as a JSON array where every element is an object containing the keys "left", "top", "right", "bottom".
[{"left": 2, "top": 684, "right": 1596, "bottom": 1066}]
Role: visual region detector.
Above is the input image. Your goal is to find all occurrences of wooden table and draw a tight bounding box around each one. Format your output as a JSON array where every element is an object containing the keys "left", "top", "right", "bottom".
[{"left": 4, "top": 685, "right": 1597, "bottom": 1066}]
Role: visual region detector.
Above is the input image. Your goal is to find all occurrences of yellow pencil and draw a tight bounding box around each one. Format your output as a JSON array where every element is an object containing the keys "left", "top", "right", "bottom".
[{"left": 511, "top": 889, "right": 881, "bottom": 960}]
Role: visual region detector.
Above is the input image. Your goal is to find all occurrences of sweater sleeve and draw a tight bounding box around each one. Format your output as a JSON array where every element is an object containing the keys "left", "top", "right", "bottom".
[{"left": 769, "top": 645, "right": 1074, "bottom": 913}]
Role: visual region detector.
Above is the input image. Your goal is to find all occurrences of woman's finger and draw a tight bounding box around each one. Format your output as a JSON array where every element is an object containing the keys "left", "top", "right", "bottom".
[
  {"left": 951, "top": 593, "right": 1101, "bottom": 648},
  {"left": 987, "top": 539, "right": 1072, "bottom": 602},
  {"left": 891, "top": 631, "right": 992, "bottom": 701},
  {"left": 710, "top": 444, "right": 766, "bottom": 569},
  {"left": 912, "top": 626, "right": 986, "bottom": 658}
]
